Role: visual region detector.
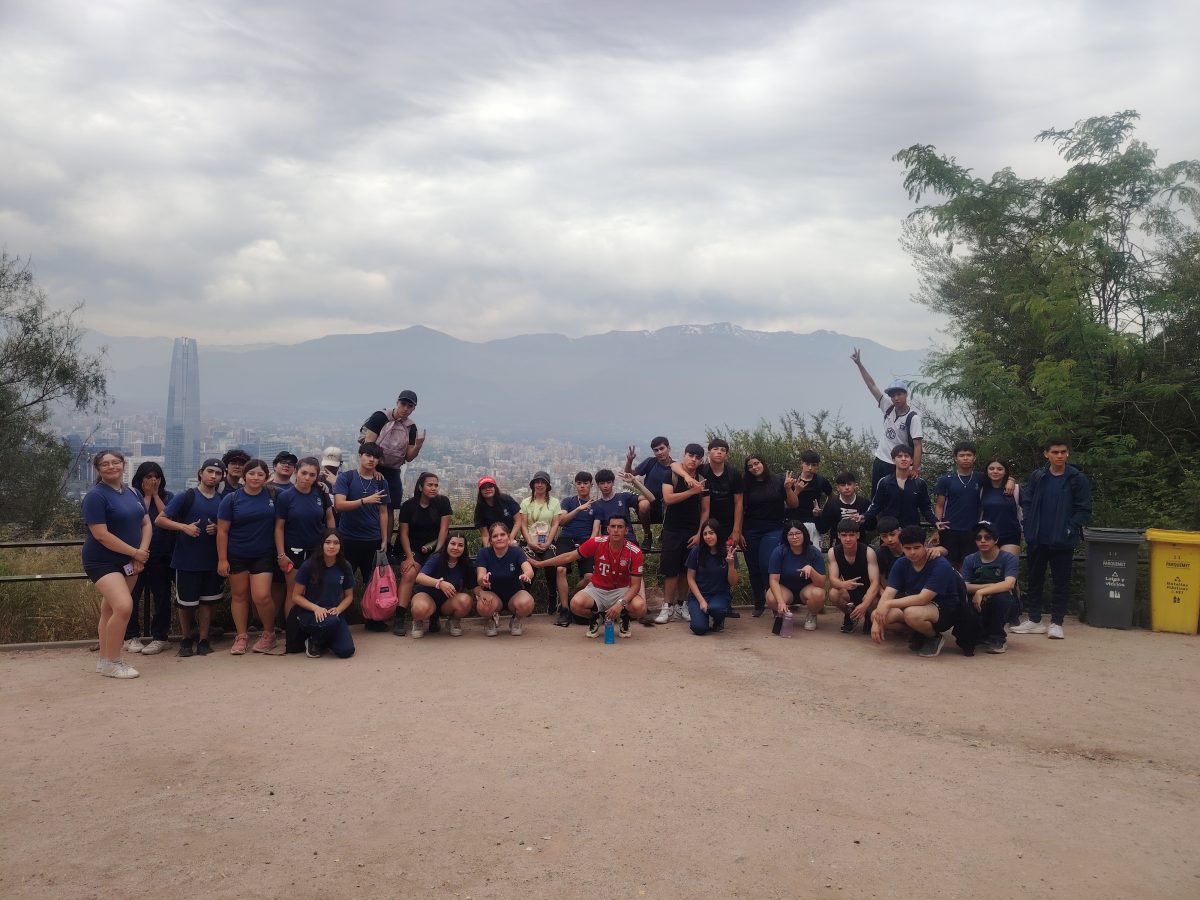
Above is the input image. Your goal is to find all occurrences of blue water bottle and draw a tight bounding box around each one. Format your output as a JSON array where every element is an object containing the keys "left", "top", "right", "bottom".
[{"left": 604, "top": 619, "right": 615, "bottom": 644}]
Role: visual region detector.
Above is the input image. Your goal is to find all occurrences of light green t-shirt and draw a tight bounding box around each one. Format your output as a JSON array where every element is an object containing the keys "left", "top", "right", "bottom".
[{"left": 519, "top": 497, "right": 561, "bottom": 527}]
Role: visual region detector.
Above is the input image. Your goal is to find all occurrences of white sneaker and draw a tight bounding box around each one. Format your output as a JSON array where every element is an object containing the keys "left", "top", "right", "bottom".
[
  {"left": 803, "top": 613, "right": 818, "bottom": 631},
  {"left": 1047, "top": 623, "right": 1065, "bottom": 640},
  {"left": 509, "top": 615, "right": 523, "bottom": 636},
  {"left": 448, "top": 617, "right": 463, "bottom": 636},
  {"left": 1010, "top": 620, "right": 1048, "bottom": 635},
  {"left": 140, "top": 639, "right": 169, "bottom": 655},
  {"left": 123, "top": 638, "right": 145, "bottom": 653},
  {"left": 653, "top": 605, "right": 671, "bottom": 625},
  {"left": 676, "top": 604, "right": 690, "bottom": 624},
  {"left": 485, "top": 613, "right": 500, "bottom": 637},
  {"left": 100, "top": 659, "right": 140, "bottom": 679},
  {"left": 410, "top": 619, "right": 427, "bottom": 639}
]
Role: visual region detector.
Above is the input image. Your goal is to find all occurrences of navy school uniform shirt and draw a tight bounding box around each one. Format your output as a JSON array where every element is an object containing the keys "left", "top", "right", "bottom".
[
  {"left": 475, "top": 545, "right": 528, "bottom": 594},
  {"left": 887, "top": 554, "right": 960, "bottom": 609},
  {"left": 217, "top": 487, "right": 277, "bottom": 559},
  {"left": 333, "top": 470, "right": 390, "bottom": 542},
  {"left": 163, "top": 488, "right": 223, "bottom": 572},
  {"left": 686, "top": 546, "right": 739, "bottom": 598},
  {"left": 135, "top": 489, "right": 176, "bottom": 558},
  {"left": 295, "top": 559, "right": 355, "bottom": 609},
  {"left": 961, "top": 550, "right": 1019, "bottom": 591},
  {"left": 980, "top": 484, "right": 1022, "bottom": 542},
  {"left": 934, "top": 471, "right": 984, "bottom": 530},
  {"left": 275, "top": 487, "right": 331, "bottom": 554},
  {"left": 419, "top": 553, "right": 477, "bottom": 593},
  {"left": 559, "top": 495, "right": 596, "bottom": 540},
  {"left": 768, "top": 543, "right": 826, "bottom": 592},
  {"left": 591, "top": 492, "right": 636, "bottom": 532},
  {"left": 634, "top": 456, "right": 673, "bottom": 501},
  {"left": 82, "top": 484, "right": 149, "bottom": 569}
]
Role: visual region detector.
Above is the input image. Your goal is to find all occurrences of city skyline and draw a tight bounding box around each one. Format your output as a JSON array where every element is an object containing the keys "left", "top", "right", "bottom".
[{"left": 164, "top": 337, "right": 201, "bottom": 488}]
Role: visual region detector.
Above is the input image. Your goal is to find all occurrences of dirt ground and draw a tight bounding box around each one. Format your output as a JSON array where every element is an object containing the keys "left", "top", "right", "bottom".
[{"left": 2, "top": 610, "right": 1198, "bottom": 899}]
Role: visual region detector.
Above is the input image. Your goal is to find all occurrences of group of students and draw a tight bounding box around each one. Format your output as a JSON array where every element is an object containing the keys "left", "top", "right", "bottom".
[{"left": 82, "top": 357, "right": 1094, "bottom": 678}]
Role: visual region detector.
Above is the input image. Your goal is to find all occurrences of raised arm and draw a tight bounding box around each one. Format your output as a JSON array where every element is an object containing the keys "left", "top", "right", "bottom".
[{"left": 851, "top": 347, "right": 884, "bottom": 403}]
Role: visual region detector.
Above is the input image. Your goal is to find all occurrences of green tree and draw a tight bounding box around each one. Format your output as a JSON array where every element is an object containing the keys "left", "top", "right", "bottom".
[
  {"left": 0, "top": 253, "right": 108, "bottom": 533},
  {"left": 894, "top": 112, "right": 1200, "bottom": 528},
  {"left": 709, "top": 410, "right": 876, "bottom": 485}
]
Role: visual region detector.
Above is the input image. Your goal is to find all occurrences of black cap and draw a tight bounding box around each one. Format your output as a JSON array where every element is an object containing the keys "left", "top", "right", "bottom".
[
  {"left": 272, "top": 451, "right": 298, "bottom": 466},
  {"left": 398, "top": 390, "right": 418, "bottom": 404}
]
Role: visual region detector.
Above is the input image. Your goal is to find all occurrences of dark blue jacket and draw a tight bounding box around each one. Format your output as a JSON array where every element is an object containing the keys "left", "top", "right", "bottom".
[
  {"left": 1020, "top": 464, "right": 1092, "bottom": 548},
  {"left": 865, "top": 475, "right": 936, "bottom": 529}
]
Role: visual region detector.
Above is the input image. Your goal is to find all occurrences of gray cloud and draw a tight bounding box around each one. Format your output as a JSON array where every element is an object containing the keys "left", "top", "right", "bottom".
[{"left": 2, "top": 0, "right": 1196, "bottom": 350}]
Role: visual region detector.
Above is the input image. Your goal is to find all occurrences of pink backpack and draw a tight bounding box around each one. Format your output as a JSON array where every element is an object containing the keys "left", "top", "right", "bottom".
[
  {"left": 361, "top": 550, "right": 398, "bottom": 620},
  {"left": 374, "top": 417, "right": 415, "bottom": 468}
]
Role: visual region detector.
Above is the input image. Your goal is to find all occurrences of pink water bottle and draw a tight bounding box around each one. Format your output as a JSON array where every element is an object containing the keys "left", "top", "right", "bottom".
[{"left": 780, "top": 609, "right": 795, "bottom": 638}]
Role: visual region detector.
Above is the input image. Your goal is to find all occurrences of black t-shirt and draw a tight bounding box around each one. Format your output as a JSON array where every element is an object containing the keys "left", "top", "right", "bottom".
[
  {"left": 872, "top": 542, "right": 901, "bottom": 580},
  {"left": 816, "top": 493, "right": 871, "bottom": 539},
  {"left": 663, "top": 473, "right": 703, "bottom": 533},
  {"left": 473, "top": 494, "right": 520, "bottom": 530},
  {"left": 364, "top": 410, "right": 390, "bottom": 435},
  {"left": 743, "top": 474, "right": 787, "bottom": 525},
  {"left": 399, "top": 495, "right": 453, "bottom": 550},
  {"left": 793, "top": 474, "right": 832, "bottom": 523},
  {"left": 699, "top": 464, "right": 743, "bottom": 533}
]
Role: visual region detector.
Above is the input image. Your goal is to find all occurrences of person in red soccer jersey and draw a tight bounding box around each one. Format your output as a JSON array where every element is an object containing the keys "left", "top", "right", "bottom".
[{"left": 532, "top": 516, "right": 647, "bottom": 639}]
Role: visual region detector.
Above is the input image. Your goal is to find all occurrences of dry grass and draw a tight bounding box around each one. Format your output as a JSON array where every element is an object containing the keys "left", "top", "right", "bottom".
[{"left": 0, "top": 546, "right": 99, "bottom": 644}]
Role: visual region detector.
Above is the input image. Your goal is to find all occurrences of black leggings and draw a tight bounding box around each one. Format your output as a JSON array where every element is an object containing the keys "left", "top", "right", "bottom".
[{"left": 126, "top": 556, "right": 173, "bottom": 640}]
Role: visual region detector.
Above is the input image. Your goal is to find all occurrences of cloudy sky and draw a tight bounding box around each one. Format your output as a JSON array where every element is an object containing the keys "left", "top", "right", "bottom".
[{"left": 2, "top": 0, "right": 1197, "bottom": 350}]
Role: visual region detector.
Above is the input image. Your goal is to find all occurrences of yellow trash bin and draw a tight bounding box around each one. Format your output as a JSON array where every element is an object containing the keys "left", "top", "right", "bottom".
[{"left": 1145, "top": 529, "right": 1200, "bottom": 635}]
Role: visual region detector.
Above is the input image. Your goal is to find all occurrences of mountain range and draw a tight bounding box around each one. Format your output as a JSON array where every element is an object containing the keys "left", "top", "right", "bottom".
[{"left": 83, "top": 324, "right": 926, "bottom": 442}]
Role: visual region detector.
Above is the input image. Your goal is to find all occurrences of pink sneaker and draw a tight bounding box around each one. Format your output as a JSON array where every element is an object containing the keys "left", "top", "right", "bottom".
[
  {"left": 230, "top": 633, "right": 250, "bottom": 655},
  {"left": 252, "top": 631, "right": 277, "bottom": 654}
]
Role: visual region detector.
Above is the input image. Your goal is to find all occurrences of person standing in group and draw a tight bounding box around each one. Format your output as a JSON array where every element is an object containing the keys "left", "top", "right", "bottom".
[
  {"left": 516, "top": 471, "right": 563, "bottom": 616},
  {"left": 625, "top": 438, "right": 674, "bottom": 548},
  {"left": 395, "top": 471, "right": 453, "bottom": 637},
  {"left": 220, "top": 448, "right": 250, "bottom": 494},
  {"left": 654, "top": 443, "right": 708, "bottom": 624},
  {"left": 157, "top": 459, "right": 226, "bottom": 657},
  {"left": 319, "top": 447, "right": 343, "bottom": 496},
  {"left": 359, "top": 390, "right": 426, "bottom": 517},
  {"left": 768, "top": 520, "right": 827, "bottom": 631},
  {"left": 475, "top": 522, "right": 536, "bottom": 636},
  {"left": 292, "top": 530, "right": 356, "bottom": 659},
  {"left": 685, "top": 519, "right": 740, "bottom": 635},
  {"left": 268, "top": 451, "right": 297, "bottom": 490},
  {"left": 816, "top": 471, "right": 870, "bottom": 545},
  {"left": 934, "top": 442, "right": 984, "bottom": 570},
  {"left": 332, "top": 442, "right": 391, "bottom": 631},
  {"left": 473, "top": 476, "right": 521, "bottom": 549},
  {"left": 410, "top": 534, "right": 478, "bottom": 638},
  {"left": 980, "top": 458, "right": 1023, "bottom": 557},
  {"left": 275, "top": 457, "right": 335, "bottom": 617},
  {"left": 865, "top": 445, "right": 937, "bottom": 529},
  {"left": 83, "top": 450, "right": 151, "bottom": 679},
  {"left": 553, "top": 471, "right": 597, "bottom": 626},
  {"left": 741, "top": 454, "right": 800, "bottom": 616},
  {"left": 851, "top": 348, "right": 923, "bottom": 488},
  {"left": 792, "top": 450, "right": 833, "bottom": 547},
  {"left": 266, "top": 451, "right": 298, "bottom": 619},
  {"left": 217, "top": 459, "right": 280, "bottom": 655},
  {"left": 1011, "top": 439, "right": 1092, "bottom": 640},
  {"left": 590, "top": 470, "right": 640, "bottom": 540},
  {"left": 124, "top": 461, "right": 174, "bottom": 656},
  {"left": 672, "top": 439, "right": 745, "bottom": 617}
]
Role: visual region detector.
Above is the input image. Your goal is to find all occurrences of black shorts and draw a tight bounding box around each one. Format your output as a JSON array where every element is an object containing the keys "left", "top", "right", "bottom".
[
  {"left": 229, "top": 554, "right": 275, "bottom": 576},
  {"left": 658, "top": 528, "right": 692, "bottom": 577},
  {"left": 931, "top": 600, "right": 961, "bottom": 633},
  {"left": 412, "top": 588, "right": 456, "bottom": 610},
  {"left": 274, "top": 547, "right": 313, "bottom": 583},
  {"left": 85, "top": 563, "right": 131, "bottom": 583},
  {"left": 487, "top": 581, "right": 527, "bottom": 609},
  {"left": 176, "top": 570, "right": 226, "bottom": 607},
  {"left": 555, "top": 534, "right": 594, "bottom": 575},
  {"left": 939, "top": 530, "right": 975, "bottom": 567},
  {"left": 643, "top": 499, "right": 664, "bottom": 525}
]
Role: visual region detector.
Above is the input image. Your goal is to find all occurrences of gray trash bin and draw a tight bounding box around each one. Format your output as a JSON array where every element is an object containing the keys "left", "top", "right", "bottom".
[{"left": 1083, "top": 528, "right": 1145, "bottom": 629}]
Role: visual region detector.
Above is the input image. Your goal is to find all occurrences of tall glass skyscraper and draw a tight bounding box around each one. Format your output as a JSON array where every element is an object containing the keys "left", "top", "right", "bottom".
[{"left": 165, "top": 337, "right": 201, "bottom": 488}]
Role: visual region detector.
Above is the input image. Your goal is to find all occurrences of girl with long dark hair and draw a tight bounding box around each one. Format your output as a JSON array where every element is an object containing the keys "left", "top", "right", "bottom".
[
  {"left": 685, "top": 518, "right": 740, "bottom": 635},
  {"left": 741, "top": 454, "right": 800, "bottom": 616},
  {"left": 124, "top": 461, "right": 175, "bottom": 655},
  {"left": 292, "top": 530, "right": 356, "bottom": 658},
  {"left": 411, "top": 534, "right": 478, "bottom": 637}
]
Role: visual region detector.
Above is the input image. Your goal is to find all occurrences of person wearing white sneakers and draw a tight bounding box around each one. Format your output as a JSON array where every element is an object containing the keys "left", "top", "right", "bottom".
[
  {"left": 768, "top": 520, "right": 827, "bottom": 630},
  {"left": 655, "top": 443, "right": 707, "bottom": 624},
  {"left": 1011, "top": 439, "right": 1092, "bottom": 641}
]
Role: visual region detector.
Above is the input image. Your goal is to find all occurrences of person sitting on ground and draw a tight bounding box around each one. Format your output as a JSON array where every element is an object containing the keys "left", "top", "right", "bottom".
[
  {"left": 410, "top": 534, "right": 478, "bottom": 638},
  {"left": 816, "top": 470, "right": 870, "bottom": 545},
  {"left": 532, "top": 516, "right": 646, "bottom": 639},
  {"left": 685, "top": 518, "right": 740, "bottom": 635},
  {"left": 516, "top": 470, "right": 563, "bottom": 617},
  {"left": 473, "top": 476, "right": 521, "bottom": 549},
  {"left": 828, "top": 518, "right": 881, "bottom": 634},
  {"left": 276, "top": 457, "right": 336, "bottom": 652},
  {"left": 864, "top": 445, "right": 936, "bottom": 529},
  {"left": 961, "top": 521, "right": 1019, "bottom": 654},
  {"left": 934, "top": 441, "right": 984, "bottom": 570},
  {"left": 292, "top": 529, "right": 356, "bottom": 659},
  {"left": 552, "top": 471, "right": 597, "bottom": 627},
  {"left": 624, "top": 437, "right": 674, "bottom": 547},
  {"left": 870, "top": 525, "right": 964, "bottom": 659},
  {"left": 475, "top": 522, "right": 536, "bottom": 636},
  {"left": 768, "top": 519, "right": 827, "bottom": 631},
  {"left": 157, "top": 458, "right": 225, "bottom": 657},
  {"left": 395, "top": 471, "right": 453, "bottom": 636}
]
